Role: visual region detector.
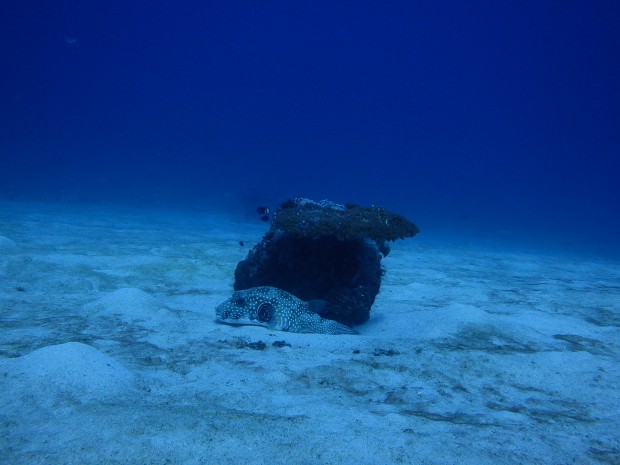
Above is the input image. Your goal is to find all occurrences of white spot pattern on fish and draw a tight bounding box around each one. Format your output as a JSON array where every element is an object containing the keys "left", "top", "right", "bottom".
[{"left": 215, "top": 286, "right": 358, "bottom": 335}]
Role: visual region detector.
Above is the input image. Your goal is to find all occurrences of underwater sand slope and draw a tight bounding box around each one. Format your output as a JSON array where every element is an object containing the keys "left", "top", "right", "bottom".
[{"left": 0, "top": 201, "right": 619, "bottom": 465}]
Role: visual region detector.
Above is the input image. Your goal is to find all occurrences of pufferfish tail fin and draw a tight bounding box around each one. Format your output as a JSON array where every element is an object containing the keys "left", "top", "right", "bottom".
[{"left": 298, "top": 311, "right": 358, "bottom": 335}]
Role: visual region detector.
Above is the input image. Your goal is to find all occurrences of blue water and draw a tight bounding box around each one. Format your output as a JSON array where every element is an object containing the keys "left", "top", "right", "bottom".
[{"left": 1, "top": 1, "right": 619, "bottom": 257}]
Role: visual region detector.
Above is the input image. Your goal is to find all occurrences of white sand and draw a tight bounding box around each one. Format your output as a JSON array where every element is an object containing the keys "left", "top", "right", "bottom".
[{"left": 0, "top": 201, "right": 619, "bottom": 465}]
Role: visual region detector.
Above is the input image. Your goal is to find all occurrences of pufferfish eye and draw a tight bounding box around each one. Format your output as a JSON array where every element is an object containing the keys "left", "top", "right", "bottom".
[
  {"left": 257, "top": 302, "right": 273, "bottom": 323},
  {"left": 234, "top": 297, "right": 247, "bottom": 306}
]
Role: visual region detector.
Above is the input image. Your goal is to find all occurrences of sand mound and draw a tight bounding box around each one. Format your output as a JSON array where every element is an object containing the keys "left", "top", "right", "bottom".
[
  {"left": 1, "top": 342, "right": 136, "bottom": 404},
  {"left": 84, "top": 287, "right": 175, "bottom": 324},
  {"left": 0, "top": 235, "right": 17, "bottom": 251}
]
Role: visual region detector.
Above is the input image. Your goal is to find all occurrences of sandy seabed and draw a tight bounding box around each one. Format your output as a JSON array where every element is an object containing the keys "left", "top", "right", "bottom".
[{"left": 0, "top": 201, "right": 619, "bottom": 465}]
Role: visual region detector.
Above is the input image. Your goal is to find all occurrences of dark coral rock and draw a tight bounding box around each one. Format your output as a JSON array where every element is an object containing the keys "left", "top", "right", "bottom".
[
  {"left": 234, "top": 198, "right": 419, "bottom": 327},
  {"left": 272, "top": 198, "right": 419, "bottom": 243}
]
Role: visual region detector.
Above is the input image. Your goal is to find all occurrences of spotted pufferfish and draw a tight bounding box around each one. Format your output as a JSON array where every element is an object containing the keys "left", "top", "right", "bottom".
[{"left": 215, "top": 286, "right": 358, "bottom": 335}]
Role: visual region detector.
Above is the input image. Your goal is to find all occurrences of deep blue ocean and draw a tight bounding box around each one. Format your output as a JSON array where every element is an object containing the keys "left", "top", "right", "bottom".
[{"left": 1, "top": 1, "right": 619, "bottom": 257}]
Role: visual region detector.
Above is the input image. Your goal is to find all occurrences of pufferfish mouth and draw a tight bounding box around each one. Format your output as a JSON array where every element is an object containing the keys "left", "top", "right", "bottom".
[
  {"left": 215, "top": 305, "right": 249, "bottom": 323},
  {"left": 215, "top": 305, "right": 232, "bottom": 320},
  {"left": 216, "top": 311, "right": 240, "bottom": 321},
  {"left": 216, "top": 314, "right": 243, "bottom": 324},
  {"left": 217, "top": 315, "right": 262, "bottom": 327},
  {"left": 215, "top": 305, "right": 268, "bottom": 328}
]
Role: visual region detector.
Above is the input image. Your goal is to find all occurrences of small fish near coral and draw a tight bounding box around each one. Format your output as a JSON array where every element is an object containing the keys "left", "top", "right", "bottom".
[
  {"left": 215, "top": 286, "right": 358, "bottom": 335},
  {"left": 255, "top": 206, "right": 271, "bottom": 222}
]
